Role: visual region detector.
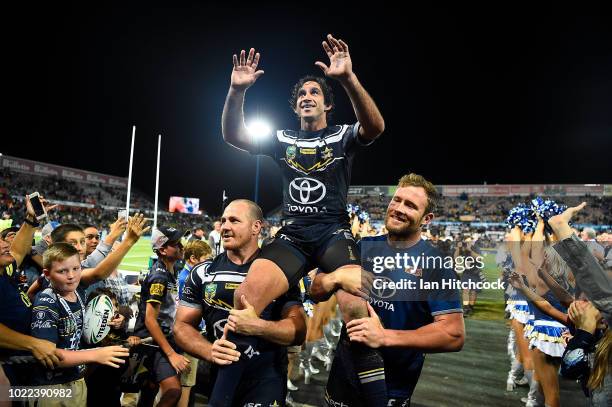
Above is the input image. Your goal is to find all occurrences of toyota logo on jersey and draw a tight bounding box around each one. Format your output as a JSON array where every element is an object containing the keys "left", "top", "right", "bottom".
[{"left": 289, "top": 177, "right": 326, "bottom": 205}]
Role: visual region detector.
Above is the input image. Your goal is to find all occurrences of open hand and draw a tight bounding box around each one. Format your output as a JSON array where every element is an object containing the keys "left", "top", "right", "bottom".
[
  {"left": 231, "top": 48, "right": 264, "bottom": 91},
  {"left": 315, "top": 34, "right": 354, "bottom": 82}
]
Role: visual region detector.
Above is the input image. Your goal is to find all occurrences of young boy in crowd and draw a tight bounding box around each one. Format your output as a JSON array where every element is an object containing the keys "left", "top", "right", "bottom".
[
  {"left": 176, "top": 239, "right": 212, "bottom": 407},
  {"left": 29, "top": 243, "right": 130, "bottom": 406},
  {"left": 28, "top": 214, "right": 149, "bottom": 406},
  {"left": 133, "top": 227, "right": 190, "bottom": 407}
]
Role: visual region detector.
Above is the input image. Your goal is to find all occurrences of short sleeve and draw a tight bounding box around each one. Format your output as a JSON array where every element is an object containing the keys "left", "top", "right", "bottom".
[
  {"left": 425, "top": 264, "right": 463, "bottom": 316},
  {"left": 147, "top": 276, "right": 169, "bottom": 304},
  {"left": 342, "top": 122, "right": 375, "bottom": 153},
  {"left": 31, "top": 293, "right": 59, "bottom": 343},
  {"left": 180, "top": 262, "right": 210, "bottom": 309}
]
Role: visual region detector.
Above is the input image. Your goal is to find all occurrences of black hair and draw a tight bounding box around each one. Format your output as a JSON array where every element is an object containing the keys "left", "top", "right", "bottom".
[
  {"left": 289, "top": 75, "right": 334, "bottom": 120},
  {"left": 51, "top": 224, "right": 83, "bottom": 243}
]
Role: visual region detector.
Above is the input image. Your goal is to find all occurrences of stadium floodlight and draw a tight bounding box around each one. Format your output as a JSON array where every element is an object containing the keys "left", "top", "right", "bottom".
[
  {"left": 246, "top": 120, "right": 272, "bottom": 139},
  {"left": 246, "top": 119, "right": 272, "bottom": 204}
]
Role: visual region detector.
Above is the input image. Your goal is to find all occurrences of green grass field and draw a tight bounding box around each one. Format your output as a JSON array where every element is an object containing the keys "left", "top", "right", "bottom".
[
  {"left": 118, "top": 237, "right": 154, "bottom": 272},
  {"left": 120, "top": 240, "right": 507, "bottom": 320},
  {"left": 470, "top": 251, "right": 506, "bottom": 320}
]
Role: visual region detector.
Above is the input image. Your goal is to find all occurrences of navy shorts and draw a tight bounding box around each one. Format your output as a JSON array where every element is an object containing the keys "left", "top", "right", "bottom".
[
  {"left": 325, "top": 336, "right": 411, "bottom": 407},
  {"left": 233, "top": 374, "right": 287, "bottom": 406},
  {"left": 260, "top": 221, "right": 361, "bottom": 288}
]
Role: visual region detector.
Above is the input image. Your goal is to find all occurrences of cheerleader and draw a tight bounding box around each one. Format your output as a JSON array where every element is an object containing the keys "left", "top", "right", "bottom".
[{"left": 510, "top": 243, "right": 573, "bottom": 407}]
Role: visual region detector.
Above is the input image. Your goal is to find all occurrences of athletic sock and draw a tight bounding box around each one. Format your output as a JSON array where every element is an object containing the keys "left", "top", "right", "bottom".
[
  {"left": 350, "top": 342, "right": 387, "bottom": 407},
  {"left": 207, "top": 332, "right": 260, "bottom": 407}
]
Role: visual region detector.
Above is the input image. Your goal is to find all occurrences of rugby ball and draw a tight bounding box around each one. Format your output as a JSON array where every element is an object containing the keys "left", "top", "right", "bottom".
[{"left": 83, "top": 294, "right": 115, "bottom": 344}]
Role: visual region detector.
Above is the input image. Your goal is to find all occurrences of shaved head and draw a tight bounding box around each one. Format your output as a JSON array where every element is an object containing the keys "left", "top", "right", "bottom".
[{"left": 228, "top": 199, "right": 263, "bottom": 222}]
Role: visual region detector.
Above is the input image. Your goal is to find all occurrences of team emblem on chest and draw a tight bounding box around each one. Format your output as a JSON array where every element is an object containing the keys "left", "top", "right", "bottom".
[
  {"left": 286, "top": 145, "right": 297, "bottom": 160},
  {"left": 204, "top": 283, "right": 217, "bottom": 302}
]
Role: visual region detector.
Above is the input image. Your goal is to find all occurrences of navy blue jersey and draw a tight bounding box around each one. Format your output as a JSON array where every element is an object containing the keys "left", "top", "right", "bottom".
[
  {"left": 252, "top": 123, "right": 372, "bottom": 224},
  {"left": 0, "top": 260, "right": 32, "bottom": 356},
  {"left": 30, "top": 285, "right": 87, "bottom": 385},
  {"left": 358, "top": 234, "right": 463, "bottom": 398},
  {"left": 181, "top": 252, "right": 301, "bottom": 374},
  {"left": 134, "top": 260, "right": 178, "bottom": 339}
]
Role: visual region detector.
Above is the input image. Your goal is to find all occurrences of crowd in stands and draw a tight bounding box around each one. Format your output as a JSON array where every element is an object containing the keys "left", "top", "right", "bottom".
[{"left": 349, "top": 193, "right": 612, "bottom": 225}]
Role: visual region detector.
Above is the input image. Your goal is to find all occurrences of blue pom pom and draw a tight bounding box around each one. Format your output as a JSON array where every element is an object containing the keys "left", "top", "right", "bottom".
[{"left": 506, "top": 203, "right": 537, "bottom": 232}]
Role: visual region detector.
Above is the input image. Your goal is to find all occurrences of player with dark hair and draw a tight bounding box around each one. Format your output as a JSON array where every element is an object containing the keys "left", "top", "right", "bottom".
[{"left": 217, "top": 34, "right": 386, "bottom": 405}]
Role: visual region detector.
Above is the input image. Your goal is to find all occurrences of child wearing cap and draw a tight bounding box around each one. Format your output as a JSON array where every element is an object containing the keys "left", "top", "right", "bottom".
[{"left": 132, "top": 227, "right": 190, "bottom": 407}]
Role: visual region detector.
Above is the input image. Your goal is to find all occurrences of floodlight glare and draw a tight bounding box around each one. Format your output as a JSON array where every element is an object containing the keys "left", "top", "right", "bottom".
[{"left": 247, "top": 120, "right": 272, "bottom": 139}]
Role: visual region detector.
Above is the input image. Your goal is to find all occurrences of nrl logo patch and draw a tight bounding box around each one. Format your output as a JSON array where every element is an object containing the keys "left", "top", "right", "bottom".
[
  {"left": 286, "top": 145, "right": 297, "bottom": 160},
  {"left": 204, "top": 284, "right": 217, "bottom": 302}
]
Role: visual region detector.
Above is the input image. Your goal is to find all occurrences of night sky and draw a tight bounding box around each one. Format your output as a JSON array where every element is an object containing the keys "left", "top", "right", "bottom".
[{"left": 4, "top": 2, "right": 611, "bottom": 215}]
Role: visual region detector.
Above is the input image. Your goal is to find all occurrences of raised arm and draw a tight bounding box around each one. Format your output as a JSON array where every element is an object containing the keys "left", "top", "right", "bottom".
[
  {"left": 80, "top": 214, "right": 149, "bottom": 286},
  {"left": 315, "top": 34, "right": 384, "bottom": 141},
  {"left": 537, "top": 266, "right": 574, "bottom": 308},
  {"left": 10, "top": 195, "right": 57, "bottom": 267},
  {"left": 222, "top": 48, "right": 265, "bottom": 152}
]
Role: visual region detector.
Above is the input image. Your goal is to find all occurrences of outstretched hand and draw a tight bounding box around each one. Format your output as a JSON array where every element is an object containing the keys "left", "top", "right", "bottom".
[
  {"left": 231, "top": 48, "right": 264, "bottom": 91},
  {"left": 315, "top": 34, "right": 354, "bottom": 82},
  {"left": 549, "top": 202, "right": 587, "bottom": 228},
  {"left": 25, "top": 194, "right": 58, "bottom": 220},
  {"left": 125, "top": 213, "right": 151, "bottom": 243}
]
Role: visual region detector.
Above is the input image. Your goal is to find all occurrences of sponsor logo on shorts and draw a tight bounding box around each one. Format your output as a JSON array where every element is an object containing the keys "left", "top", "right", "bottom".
[
  {"left": 244, "top": 345, "right": 260, "bottom": 359},
  {"left": 277, "top": 233, "right": 294, "bottom": 243}
]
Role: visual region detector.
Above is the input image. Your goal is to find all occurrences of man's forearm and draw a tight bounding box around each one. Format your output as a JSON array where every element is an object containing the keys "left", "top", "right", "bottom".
[
  {"left": 340, "top": 74, "right": 384, "bottom": 140},
  {"left": 254, "top": 314, "right": 305, "bottom": 346},
  {"left": 382, "top": 318, "right": 464, "bottom": 352},
  {"left": 310, "top": 273, "right": 337, "bottom": 302},
  {"left": 10, "top": 222, "right": 35, "bottom": 266},
  {"left": 222, "top": 88, "right": 250, "bottom": 149},
  {"left": 0, "top": 324, "right": 38, "bottom": 351},
  {"left": 174, "top": 321, "right": 213, "bottom": 361}
]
